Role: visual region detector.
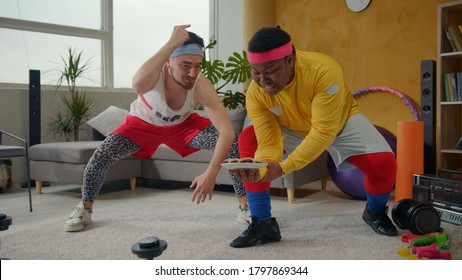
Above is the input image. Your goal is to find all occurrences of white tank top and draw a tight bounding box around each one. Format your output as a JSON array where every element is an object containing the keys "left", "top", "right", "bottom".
[{"left": 130, "top": 68, "right": 198, "bottom": 126}]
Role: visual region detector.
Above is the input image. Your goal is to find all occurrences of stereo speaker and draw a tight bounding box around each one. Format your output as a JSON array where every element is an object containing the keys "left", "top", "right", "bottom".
[
  {"left": 29, "top": 69, "right": 41, "bottom": 147},
  {"left": 420, "top": 60, "right": 436, "bottom": 175}
]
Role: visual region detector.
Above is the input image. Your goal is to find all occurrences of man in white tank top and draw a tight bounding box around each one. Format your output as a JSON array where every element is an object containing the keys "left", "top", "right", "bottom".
[{"left": 64, "top": 25, "right": 249, "bottom": 233}]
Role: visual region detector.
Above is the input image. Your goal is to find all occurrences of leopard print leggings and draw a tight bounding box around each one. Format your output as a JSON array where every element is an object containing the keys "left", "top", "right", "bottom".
[{"left": 82, "top": 124, "right": 245, "bottom": 202}]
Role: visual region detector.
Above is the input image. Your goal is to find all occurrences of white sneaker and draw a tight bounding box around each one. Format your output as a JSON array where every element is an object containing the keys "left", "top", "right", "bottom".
[
  {"left": 64, "top": 201, "right": 92, "bottom": 232},
  {"left": 236, "top": 205, "right": 251, "bottom": 225}
]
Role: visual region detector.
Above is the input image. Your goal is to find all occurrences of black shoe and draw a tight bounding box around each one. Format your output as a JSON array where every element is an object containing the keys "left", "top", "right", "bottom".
[
  {"left": 362, "top": 206, "right": 398, "bottom": 236},
  {"left": 230, "top": 216, "right": 281, "bottom": 248}
]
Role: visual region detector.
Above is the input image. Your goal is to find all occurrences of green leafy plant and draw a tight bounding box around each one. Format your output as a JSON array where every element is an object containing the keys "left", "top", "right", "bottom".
[
  {"left": 201, "top": 40, "right": 250, "bottom": 109},
  {"left": 50, "top": 47, "right": 96, "bottom": 141}
]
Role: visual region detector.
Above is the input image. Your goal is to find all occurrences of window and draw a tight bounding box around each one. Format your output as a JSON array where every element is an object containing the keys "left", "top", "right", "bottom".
[
  {"left": 0, "top": 0, "right": 210, "bottom": 89},
  {"left": 0, "top": 27, "right": 103, "bottom": 86},
  {"left": 0, "top": 0, "right": 105, "bottom": 87},
  {"left": 0, "top": 0, "right": 101, "bottom": 29},
  {"left": 113, "top": 0, "right": 210, "bottom": 88}
]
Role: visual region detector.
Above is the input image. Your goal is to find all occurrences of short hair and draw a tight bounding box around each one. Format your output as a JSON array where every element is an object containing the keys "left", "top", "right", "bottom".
[
  {"left": 248, "top": 26, "right": 292, "bottom": 53},
  {"left": 184, "top": 31, "right": 204, "bottom": 48}
]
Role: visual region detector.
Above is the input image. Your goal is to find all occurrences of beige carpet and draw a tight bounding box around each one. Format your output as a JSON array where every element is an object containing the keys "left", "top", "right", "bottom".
[{"left": 0, "top": 183, "right": 461, "bottom": 260}]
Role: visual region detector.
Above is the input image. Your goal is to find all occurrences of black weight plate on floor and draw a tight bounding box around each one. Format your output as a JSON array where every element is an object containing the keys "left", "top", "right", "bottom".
[
  {"left": 408, "top": 205, "right": 441, "bottom": 235},
  {"left": 392, "top": 199, "right": 415, "bottom": 229}
]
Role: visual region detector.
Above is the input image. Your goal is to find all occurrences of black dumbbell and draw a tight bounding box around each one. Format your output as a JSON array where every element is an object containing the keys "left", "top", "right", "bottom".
[
  {"left": 0, "top": 213, "right": 12, "bottom": 231},
  {"left": 131, "top": 236, "right": 167, "bottom": 260},
  {"left": 392, "top": 199, "right": 441, "bottom": 235}
]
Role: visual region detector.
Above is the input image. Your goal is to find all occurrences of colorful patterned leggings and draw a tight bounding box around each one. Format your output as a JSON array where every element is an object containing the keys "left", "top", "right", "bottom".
[{"left": 82, "top": 124, "right": 245, "bottom": 202}]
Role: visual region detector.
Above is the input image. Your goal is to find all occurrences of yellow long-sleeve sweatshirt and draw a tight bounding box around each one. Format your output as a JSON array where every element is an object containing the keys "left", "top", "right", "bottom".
[{"left": 246, "top": 51, "right": 361, "bottom": 176}]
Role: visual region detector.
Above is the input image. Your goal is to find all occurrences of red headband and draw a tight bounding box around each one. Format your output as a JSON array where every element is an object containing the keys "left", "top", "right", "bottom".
[{"left": 247, "top": 42, "right": 293, "bottom": 63}]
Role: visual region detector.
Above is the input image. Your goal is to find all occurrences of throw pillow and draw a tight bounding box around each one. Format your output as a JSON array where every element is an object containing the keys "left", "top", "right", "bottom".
[
  {"left": 86, "top": 106, "right": 129, "bottom": 136},
  {"left": 227, "top": 108, "right": 247, "bottom": 134}
]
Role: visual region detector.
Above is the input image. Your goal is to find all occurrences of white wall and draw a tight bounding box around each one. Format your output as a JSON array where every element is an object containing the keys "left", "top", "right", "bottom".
[
  {"left": 214, "top": 0, "right": 244, "bottom": 93},
  {"left": 215, "top": 0, "right": 244, "bottom": 60}
]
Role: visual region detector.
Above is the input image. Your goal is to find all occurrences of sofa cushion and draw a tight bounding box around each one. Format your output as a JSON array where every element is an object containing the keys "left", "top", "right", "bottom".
[
  {"left": 29, "top": 141, "right": 103, "bottom": 163},
  {"left": 195, "top": 108, "right": 247, "bottom": 134},
  {"left": 243, "top": 114, "right": 252, "bottom": 129},
  {"left": 86, "top": 106, "right": 129, "bottom": 137},
  {"left": 151, "top": 144, "right": 214, "bottom": 162}
]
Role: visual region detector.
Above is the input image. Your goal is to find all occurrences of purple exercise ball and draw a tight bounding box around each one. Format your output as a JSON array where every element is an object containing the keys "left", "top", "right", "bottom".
[{"left": 327, "top": 126, "right": 397, "bottom": 200}]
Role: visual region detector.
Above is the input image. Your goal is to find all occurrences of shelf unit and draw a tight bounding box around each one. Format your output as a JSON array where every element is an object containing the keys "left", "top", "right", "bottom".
[{"left": 437, "top": 1, "right": 462, "bottom": 173}]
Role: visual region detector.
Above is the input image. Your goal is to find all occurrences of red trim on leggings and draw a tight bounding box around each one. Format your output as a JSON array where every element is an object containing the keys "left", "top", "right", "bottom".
[
  {"left": 239, "top": 125, "right": 397, "bottom": 194},
  {"left": 238, "top": 125, "right": 271, "bottom": 192},
  {"left": 345, "top": 152, "right": 396, "bottom": 195}
]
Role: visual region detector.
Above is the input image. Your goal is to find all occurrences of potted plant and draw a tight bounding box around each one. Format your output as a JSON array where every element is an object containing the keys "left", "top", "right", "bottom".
[
  {"left": 50, "top": 47, "right": 96, "bottom": 141},
  {"left": 201, "top": 40, "right": 250, "bottom": 109}
]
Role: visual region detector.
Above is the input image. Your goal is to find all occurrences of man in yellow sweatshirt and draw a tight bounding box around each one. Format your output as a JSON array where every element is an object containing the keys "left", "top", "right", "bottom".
[{"left": 228, "top": 26, "right": 397, "bottom": 248}]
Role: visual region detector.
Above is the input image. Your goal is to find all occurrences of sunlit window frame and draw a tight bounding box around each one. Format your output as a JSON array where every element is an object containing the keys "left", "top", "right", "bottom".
[
  {"left": 0, "top": 0, "right": 112, "bottom": 90},
  {"left": 0, "top": 0, "right": 216, "bottom": 91}
]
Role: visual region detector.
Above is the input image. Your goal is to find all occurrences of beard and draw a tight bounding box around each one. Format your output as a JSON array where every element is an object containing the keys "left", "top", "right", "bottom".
[
  {"left": 170, "top": 70, "right": 195, "bottom": 90},
  {"left": 176, "top": 77, "right": 195, "bottom": 90}
]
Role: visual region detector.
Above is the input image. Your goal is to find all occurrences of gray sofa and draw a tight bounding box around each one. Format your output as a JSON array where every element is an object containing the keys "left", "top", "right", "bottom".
[{"left": 29, "top": 107, "right": 328, "bottom": 203}]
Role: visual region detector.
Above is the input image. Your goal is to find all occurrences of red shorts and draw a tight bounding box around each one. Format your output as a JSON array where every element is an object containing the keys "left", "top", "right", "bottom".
[{"left": 111, "top": 113, "right": 211, "bottom": 160}]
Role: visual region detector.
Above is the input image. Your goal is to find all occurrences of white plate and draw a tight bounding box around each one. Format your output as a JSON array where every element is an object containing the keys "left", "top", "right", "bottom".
[{"left": 221, "top": 162, "right": 267, "bottom": 170}]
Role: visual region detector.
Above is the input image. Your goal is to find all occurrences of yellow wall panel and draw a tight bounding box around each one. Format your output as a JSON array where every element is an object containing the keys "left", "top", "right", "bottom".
[{"left": 244, "top": 0, "right": 455, "bottom": 134}]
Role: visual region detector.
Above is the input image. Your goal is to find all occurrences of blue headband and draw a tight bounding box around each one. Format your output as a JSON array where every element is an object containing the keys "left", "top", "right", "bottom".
[{"left": 170, "top": 44, "right": 203, "bottom": 58}]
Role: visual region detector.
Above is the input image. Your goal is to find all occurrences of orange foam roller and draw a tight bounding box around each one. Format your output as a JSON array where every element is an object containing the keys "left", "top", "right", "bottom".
[{"left": 394, "top": 121, "right": 424, "bottom": 202}]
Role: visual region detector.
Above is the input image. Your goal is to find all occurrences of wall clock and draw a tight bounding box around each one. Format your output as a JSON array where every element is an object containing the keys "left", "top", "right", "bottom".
[{"left": 345, "top": 0, "right": 371, "bottom": 12}]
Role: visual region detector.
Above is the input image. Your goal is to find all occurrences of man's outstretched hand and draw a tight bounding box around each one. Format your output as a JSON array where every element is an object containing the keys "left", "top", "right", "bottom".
[{"left": 189, "top": 173, "right": 215, "bottom": 204}]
